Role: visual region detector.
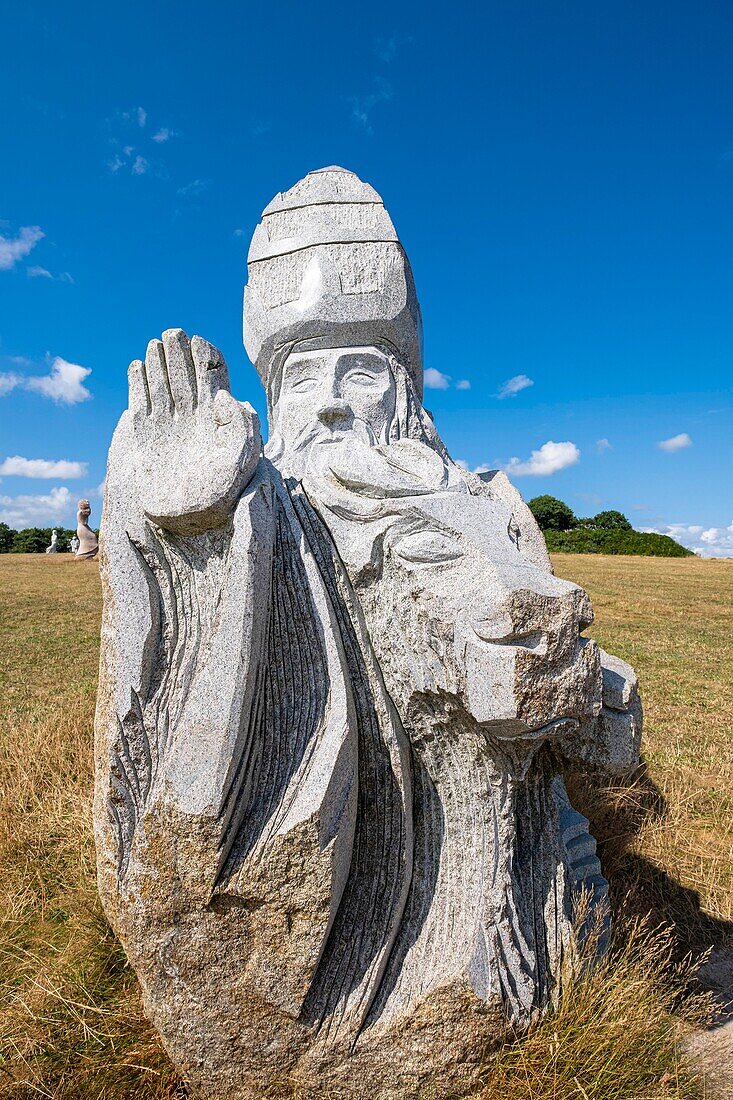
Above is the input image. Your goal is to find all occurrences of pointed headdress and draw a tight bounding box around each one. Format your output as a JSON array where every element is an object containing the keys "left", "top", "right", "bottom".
[{"left": 243, "top": 167, "right": 424, "bottom": 399}]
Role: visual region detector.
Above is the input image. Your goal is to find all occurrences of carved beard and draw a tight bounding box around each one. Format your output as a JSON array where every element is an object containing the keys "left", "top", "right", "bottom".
[
  {"left": 265, "top": 355, "right": 451, "bottom": 482},
  {"left": 272, "top": 416, "right": 384, "bottom": 482}
]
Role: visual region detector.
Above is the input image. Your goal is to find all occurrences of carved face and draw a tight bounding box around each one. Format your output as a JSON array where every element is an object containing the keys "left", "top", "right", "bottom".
[
  {"left": 78, "top": 499, "right": 91, "bottom": 521},
  {"left": 270, "top": 346, "right": 397, "bottom": 477}
]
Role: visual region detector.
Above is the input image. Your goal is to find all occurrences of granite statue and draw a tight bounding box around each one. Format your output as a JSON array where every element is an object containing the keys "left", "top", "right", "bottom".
[
  {"left": 94, "top": 168, "right": 642, "bottom": 1099},
  {"left": 75, "top": 499, "right": 99, "bottom": 560},
  {"left": 45, "top": 529, "right": 58, "bottom": 554}
]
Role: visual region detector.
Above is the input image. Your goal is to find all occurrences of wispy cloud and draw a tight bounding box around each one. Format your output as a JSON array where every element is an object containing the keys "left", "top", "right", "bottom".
[
  {"left": 596, "top": 437, "right": 612, "bottom": 453},
  {"left": 497, "top": 374, "right": 534, "bottom": 399},
  {"left": 423, "top": 367, "right": 451, "bottom": 390},
  {"left": 373, "top": 32, "right": 412, "bottom": 63},
  {"left": 0, "top": 455, "right": 87, "bottom": 478},
  {"left": 118, "top": 106, "right": 145, "bottom": 128},
  {"left": 27, "top": 265, "right": 74, "bottom": 284},
  {"left": 177, "top": 179, "right": 209, "bottom": 198},
  {"left": 0, "top": 372, "right": 22, "bottom": 396},
  {"left": 106, "top": 107, "right": 176, "bottom": 175},
  {"left": 658, "top": 432, "right": 692, "bottom": 453},
  {"left": 456, "top": 379, "right": 471, "bottom": 390},
  {"left": 0, "top": 485, "right": 74, "bottom": 529},
  {"left": 0, "top": 226, "right": 45, "bottom": 271},
  {"left": 349, "top": 76, "right": 392, "bottom": 133},
  {"left": 505, "top": 440, "right": 580, "bottom": 477}
]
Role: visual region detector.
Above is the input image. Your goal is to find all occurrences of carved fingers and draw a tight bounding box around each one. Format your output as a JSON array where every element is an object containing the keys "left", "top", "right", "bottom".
[
  {"left": 191, "top": 335, "right": 230, "bottom": 404},
  {"left": 129, "top": 331, "right": 236, "bottom": 423},
  {"left": 127, "top": 359, "right": 149, "bottom": 417},
  {"left": 163, "top": 329, "right": 198, "bottom": 413}
]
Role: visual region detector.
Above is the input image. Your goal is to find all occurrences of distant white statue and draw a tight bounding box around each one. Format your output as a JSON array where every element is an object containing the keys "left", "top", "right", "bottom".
[
  {"left": 45, "top": 529, "right": 59, "bottom": 554},
  {"left": 70, "top": 535, "right": 80, "bottom": 554},
  {"left": 74, "top": 499, "right": 98, "bottom": 561}
]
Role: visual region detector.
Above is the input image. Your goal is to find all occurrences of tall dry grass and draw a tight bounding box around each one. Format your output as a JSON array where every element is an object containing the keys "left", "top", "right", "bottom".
[{"left": 1, "top": 552, "right": 730, "bottom": 1099}]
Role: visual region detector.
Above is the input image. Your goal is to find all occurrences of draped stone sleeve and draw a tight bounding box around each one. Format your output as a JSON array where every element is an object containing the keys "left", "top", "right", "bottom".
[{"left": 93, "top": 424, "right": 413, "bottom": 1090}]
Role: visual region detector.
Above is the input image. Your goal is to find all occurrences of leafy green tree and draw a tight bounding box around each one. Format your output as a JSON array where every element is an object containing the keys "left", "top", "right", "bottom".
[
  {"left": 588, "top": 510, "right": 632, "bottom": 531},
  {"left": 544, "top": 528, "right": 693, "bottom": 557},
  {"left": 12, "top": 528, "right": 52, "bottom": 553},
  {"left": 527, "top": 495, "right": 577, "bottom": 531},
  {"left": 0, "top": 523, "right": 15, "bottom": 552},
  {"left": 12, "top": 527, "right": 77, "bottom": 552}
]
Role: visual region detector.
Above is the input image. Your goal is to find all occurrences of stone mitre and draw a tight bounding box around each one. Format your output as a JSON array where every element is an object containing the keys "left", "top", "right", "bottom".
[{"left": 243, "top": 166, "right": 424, "bottom": 398}]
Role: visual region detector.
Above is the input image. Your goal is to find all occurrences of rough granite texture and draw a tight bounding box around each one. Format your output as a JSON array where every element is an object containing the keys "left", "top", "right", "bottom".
[{"left": 94, "top": 168, "right": 642, "bottom": 1099}]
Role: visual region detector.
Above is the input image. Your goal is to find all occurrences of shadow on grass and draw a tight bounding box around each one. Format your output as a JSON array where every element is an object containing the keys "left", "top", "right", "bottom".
[{"left": 566, "top": 757, "right": 733, "bottom": 1019}]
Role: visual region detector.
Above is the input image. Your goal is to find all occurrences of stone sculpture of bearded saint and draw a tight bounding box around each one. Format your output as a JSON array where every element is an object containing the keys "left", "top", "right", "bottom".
[{"left": 94, "top": 168, "right": 642, "bottom": 1100}]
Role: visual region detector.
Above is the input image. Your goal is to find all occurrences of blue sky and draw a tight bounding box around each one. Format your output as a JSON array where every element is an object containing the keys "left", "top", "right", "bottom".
[{"left": 1, "top": 1, "right": 731, "bottom": 554}]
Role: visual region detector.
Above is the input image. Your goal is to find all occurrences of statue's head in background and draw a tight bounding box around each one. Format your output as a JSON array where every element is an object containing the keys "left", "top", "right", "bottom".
[{"left": 78, "top": 499, "right": 91, "bottom": 522}]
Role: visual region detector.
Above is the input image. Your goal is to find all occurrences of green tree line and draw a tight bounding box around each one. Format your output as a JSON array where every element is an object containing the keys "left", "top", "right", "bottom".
[
  {"left": 526, "top": 496, "right": 693, "bottom": 557},
  {"left": 0, "top": 525, "right": 82, "bottom": 553}
]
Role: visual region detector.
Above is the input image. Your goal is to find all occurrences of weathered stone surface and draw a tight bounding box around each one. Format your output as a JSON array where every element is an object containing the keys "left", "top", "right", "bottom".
[
  {"left": 94, "top": 168, "right": 642, "bottom": 1099},
  {"left": 75, "top": 499, "right": 99, "bottom": 560}
]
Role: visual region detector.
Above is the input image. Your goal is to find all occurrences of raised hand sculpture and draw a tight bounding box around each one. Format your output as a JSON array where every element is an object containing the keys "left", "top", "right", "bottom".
[{"left": 95, "top": 168, "right": 642, "bottom": 1100}]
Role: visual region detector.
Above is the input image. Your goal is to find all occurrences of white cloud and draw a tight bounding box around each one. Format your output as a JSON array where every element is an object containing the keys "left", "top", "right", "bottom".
[
  {"left": 505, "top": 440, "right": 580, "bottom": 477},
  {"left": 0, "top": 372, "right": 22, "bottom": 396},
  {"left": 497, "top": 374, "right": 534, "bottom": 399},
  {"left": 642, "top": 521, "right": 733, "bottom": 558},
  {"left": 177, "top": 179, "right": 208, "bottom": 197},
  {"left": 658, "top": 432, "right": 692, "bottom": 453},
  {"left": 25, "top": 357, "right": 92, "bottom": 404},
  {"left": 0, "top": 225, "right": 45, "bottom": 271},
  {"left": 349, "top": 76, "right": 392, "bottom": 133},
  {"left": 152, "top": 127, "right": 172, "bottom": 143},
  {"left": 0, "top": 486, "right": 74, "bottom": 529},
  {"left": 0, "top": 455, "right": 87, "bottom": 478},
  {"left": 596, "top": 438, "right": 612, "bottom": 453},
  {"left": 424, "top": 367, "right": 451, "bottom": 390},
  {"left": 456, "top": 379, "right": 471, "bottom": 390},
  {"left": 132, "top": 155, "right": 149, "bottom": 175},
  {"left": 455, "top": 459, "right": 493, "bottom": 475},
  {"left": 137, "top": 106, "right": 147, "bottom": 128}
]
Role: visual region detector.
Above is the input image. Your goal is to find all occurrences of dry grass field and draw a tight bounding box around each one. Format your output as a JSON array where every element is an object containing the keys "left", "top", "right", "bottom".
[{"left": 0, "top": 552, "right": 731, "bottom": 1100}]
